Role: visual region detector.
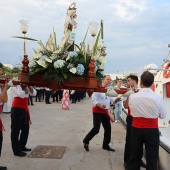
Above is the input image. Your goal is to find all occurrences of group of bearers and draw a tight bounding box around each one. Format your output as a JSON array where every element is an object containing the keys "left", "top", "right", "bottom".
[
  {"left": 0, "top": 61, "right": 167, "bottom": 170},
  {"left": 83, "top": 72, "right": 167, "bottom": 170}
]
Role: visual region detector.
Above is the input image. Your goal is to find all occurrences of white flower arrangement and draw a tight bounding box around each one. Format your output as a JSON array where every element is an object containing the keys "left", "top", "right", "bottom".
[{"left": 29, "top": 28, "right": 107, "bottom": 84}]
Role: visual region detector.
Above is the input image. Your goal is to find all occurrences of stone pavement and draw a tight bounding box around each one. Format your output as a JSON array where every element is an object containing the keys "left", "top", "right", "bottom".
[{"left": 0, "top": 97, "right": 135, "bottom": 170}]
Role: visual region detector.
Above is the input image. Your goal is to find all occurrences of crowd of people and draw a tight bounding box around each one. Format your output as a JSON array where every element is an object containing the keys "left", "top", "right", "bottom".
[
  {"left": 33, "top": 88, "right": 86, "bottom": 106},
  {"left": 0, "top": 61, "right": 168, "bottom": 170}
]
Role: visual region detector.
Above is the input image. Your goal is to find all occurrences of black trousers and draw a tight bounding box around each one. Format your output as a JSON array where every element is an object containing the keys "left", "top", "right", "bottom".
[
  {"left": 40, "top": 89, "right": 45, "bottom": 100},
  {"left": 129, "top": 127, "right": 159, "bottom": 170},
  {"left": 83, "top": 113, "right": 111, "bottom": 148},
  {"left": 59, "top": 90, "right": 63, "bottom": 101},
  {"left": 35, "top": 89, "right": 41, "bottom": 102},
  {"left": 124, "top": 115, "right": 133, "bottom": 163},
  {"left": 28, "top": 95, "right": 33, "bottom": 105},
  {"left": 0, "top": 131, "right": 2, "bottom": 156},
  {"left": 45, "top": 91, "right": 51, "bottom": 104},
  {"left": 52, "top": 91, "right": 59, "bottom": 102},
  {"left": 71, "top": 92, "right": 77, "bottom": 103},
  {"left": 11, "top": 108, "right": 29, "bottom": 154}
]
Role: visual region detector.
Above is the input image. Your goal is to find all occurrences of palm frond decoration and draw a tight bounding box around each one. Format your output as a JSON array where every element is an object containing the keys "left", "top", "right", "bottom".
[{"left": 12, "top": 36, "right": 38, "bottom": 41}]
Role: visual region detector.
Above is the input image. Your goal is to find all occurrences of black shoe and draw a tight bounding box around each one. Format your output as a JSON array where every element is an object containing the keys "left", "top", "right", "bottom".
[
  {"left": 103, "top": 146, "right": 115, "bottom": 152},
  {"left": 0, "top": 166, "right": 7, "bottom": 170},
  {"left": 140, "top": 160, "right": 146, "bottom": 168},
  {"left": 21, "top": 147, "right": 31, "bottom": 152},
  {"left": 31, "top": 104, "right": 34, "bottom": 106},
  {"left": 14, "top": 151, "right": 27, "bottom": 157},
  {"left": 124, "top": 162, "right": 128, "bottom": 170},
  {"left": 83, "top": 143, "right": 89, "bottom": 151}
]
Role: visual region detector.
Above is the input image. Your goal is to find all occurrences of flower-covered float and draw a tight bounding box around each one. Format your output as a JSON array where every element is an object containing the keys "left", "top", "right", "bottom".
[
  {"left": 0, "top": 3, "right": 132, "bottom": 96},
  {"left": 18, "top": 2, "right": 108, "bottom": 94}
]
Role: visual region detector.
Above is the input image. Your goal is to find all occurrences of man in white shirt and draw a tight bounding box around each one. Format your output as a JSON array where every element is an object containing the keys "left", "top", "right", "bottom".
[
  {"left": 83, "top": 75, "right": 121, "bottom": 152},
  {"left": 128, "top": 71, "right": 167, "bottom": 170},
  {"left": 123, "top": 75, "right": 146, "bottom": 169},
  {"left": 11, "top": 85, "right": 37, "bottom": 157}
]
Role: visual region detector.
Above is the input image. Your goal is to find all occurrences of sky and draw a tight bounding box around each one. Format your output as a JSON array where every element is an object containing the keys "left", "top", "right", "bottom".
[{"left": 1, "top": 0, "right": 170, "bottom": 74}]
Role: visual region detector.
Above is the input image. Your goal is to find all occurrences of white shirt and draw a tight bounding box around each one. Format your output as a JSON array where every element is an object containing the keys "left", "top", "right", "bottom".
[
  {"left": 45, "top": 88, "right": 51, "bottom": 91},
  {"left": 92, "top": 92, "right": 115, "bottom": 109},
  {"left": 129, "top": 88, "right": 167, "bottom": 119},
  {"left": 12, "top": 85, "right": 37, "bottom": 98}
]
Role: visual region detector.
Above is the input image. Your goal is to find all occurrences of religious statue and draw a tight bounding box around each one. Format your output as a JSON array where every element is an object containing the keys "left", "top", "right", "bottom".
[{"left": 59, "top": 2, "right": 77, "bottom": 50}]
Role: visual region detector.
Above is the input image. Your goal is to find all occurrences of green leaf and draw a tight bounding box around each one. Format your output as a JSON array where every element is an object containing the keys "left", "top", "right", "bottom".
[
  {"left": 74, "top": 44, "right": 81, "bottom": 51},
  {"left": 92, "top": 28, "right": 101, "bottom": 57},
  {"left": 63, "top": 73, "right": 68, "bottom": 79},
  {"left": 12, "top": 36, "right": 38, "bottom": 41},
  {"left": 82, "top": 25, "right": 89, "bottom": 43}
]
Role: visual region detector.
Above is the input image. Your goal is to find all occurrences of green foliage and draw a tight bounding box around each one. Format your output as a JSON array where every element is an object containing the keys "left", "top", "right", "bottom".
[
  {"left": 93, "top": 28, "right": 101, "bottom": 57},
  {"left": 1, "top": 66, "right": 20, "bottom": 78},
  {"left": 12, "top": 36, "right": 38, "bottom": 41}
]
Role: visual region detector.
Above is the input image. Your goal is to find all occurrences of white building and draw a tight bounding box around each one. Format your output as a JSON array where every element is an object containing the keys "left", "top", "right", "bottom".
[
  {"left": 106, "top": 73, "right": 125, "bottom": 80},
  {"left": 3, "top": 64, "right": 14, "bottom": 69}
]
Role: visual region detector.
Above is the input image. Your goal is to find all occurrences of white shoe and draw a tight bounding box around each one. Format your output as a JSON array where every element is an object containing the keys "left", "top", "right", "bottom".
[{"left": 115, "top": 120, "right": 120, "bottom": 123}]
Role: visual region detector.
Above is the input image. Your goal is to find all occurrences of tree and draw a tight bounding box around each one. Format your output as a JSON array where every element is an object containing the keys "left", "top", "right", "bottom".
[{"left": 2, "top": 65, "right": 20, "bottom": 78}]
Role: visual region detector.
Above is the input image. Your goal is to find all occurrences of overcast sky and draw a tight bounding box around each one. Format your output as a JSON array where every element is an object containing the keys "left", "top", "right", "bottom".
[{"left": 1, "top": 0, "right": 170, "bottom": 74}]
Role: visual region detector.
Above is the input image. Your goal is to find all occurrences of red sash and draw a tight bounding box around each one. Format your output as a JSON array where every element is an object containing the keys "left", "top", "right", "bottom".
[
  {"left": 93, "top": 106, "right": 115, "bottom": 123},
  {"left": 12, "top": 97, "right": 31, "bottom": 124},
  {"left": 127, "top": 107, "right": 131, "bottom": 116},
  {"left": 0, "top": 105, "right": 5, "bottom": 131},
  {"left": 132, "top": 117, "right": 158, "bottom": 128}
]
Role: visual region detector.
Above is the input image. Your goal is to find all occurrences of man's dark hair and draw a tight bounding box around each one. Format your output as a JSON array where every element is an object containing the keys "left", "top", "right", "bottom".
[
  {"left": 0, "top": 63, "right": 3, "bottom": 69},
  {"left": 140, "top": 71, "right": 154, "bottom": 87},
  {"left": 127, "top": 74, "right": 138, "bottom": 84},
  {"left": 103, "top": 75, "right": 110, "bottom": 79}
]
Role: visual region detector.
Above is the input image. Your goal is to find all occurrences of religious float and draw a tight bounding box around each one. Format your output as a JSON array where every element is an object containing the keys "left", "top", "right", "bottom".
[{"left": 0, "top": 2, "right": 129, "bottom": 97}]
